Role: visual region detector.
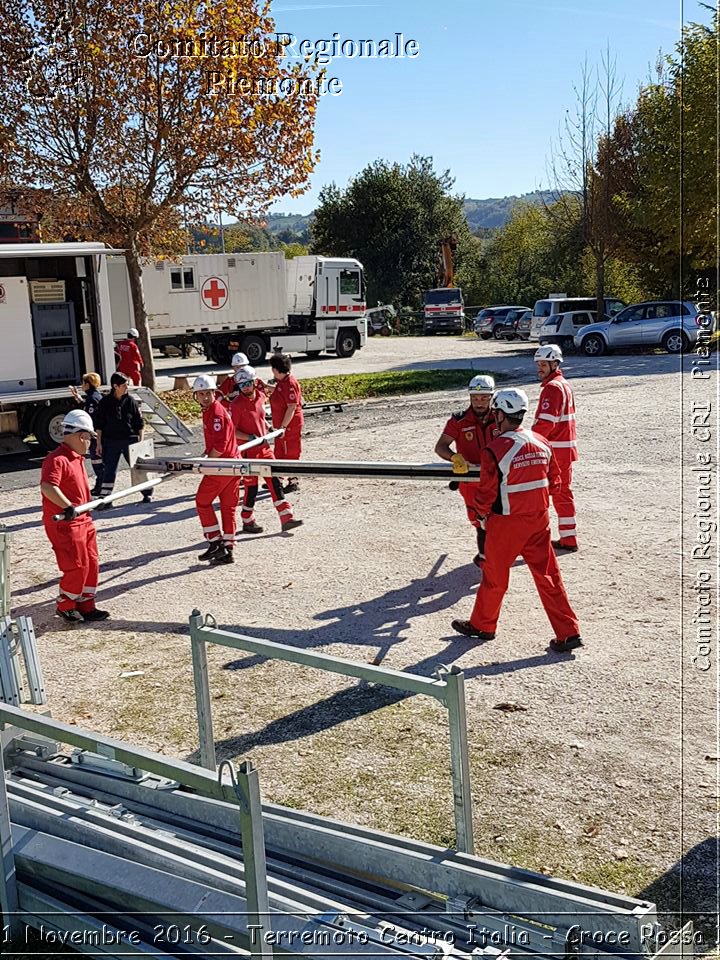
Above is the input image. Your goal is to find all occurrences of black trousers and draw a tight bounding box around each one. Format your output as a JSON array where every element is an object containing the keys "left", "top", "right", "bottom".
[{"left": 100, "top": 438, "right": 152, "bottom": 499}]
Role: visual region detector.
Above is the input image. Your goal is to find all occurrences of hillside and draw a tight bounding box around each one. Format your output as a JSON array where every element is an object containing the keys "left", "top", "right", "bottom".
[{"left": 260, "top": 191, "right": 557, "bottom": 240}]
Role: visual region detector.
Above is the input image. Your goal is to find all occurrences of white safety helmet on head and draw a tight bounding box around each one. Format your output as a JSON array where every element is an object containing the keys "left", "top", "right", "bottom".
[
  {"left": 192, "top": 374, "right": 217, "bottom": 392},
  {"left": 62, "top": 409, "right": 96, "bottom": 436},
  {"left": 492, "top": 388, "right": 529, "bottom": 417},
  {"left": 534, "top": 344, "right": 563, "bottom": 363},
  {"left": 127, "top": 328, "right": 139, "bottom": 339},
  {"left": 234, "top": 365, "right": 256, "bottom": 385},
  {"left": 468, "top": 374, "right": 495, "bottom": 395},
  {"left": 231, "top": 352, "right": 249, "bottom": 367}
]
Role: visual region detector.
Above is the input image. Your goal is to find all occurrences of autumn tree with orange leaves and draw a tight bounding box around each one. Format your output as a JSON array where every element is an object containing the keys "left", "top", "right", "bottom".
[{"left": 0, "top": 0, "right": 320, "bottom": 387}]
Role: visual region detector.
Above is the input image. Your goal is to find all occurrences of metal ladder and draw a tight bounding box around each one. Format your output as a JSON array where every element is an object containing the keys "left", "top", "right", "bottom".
[{"left": 132, "top": 387, "right": 193, "bottom": 445}]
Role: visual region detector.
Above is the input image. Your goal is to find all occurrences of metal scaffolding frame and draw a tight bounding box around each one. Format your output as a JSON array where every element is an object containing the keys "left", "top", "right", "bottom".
[
  {"left": 0, "top": 523, "right": 10, "bottom": 619},
  {"left": 188, "top": 611, "right": 474, "bottom": 854}
]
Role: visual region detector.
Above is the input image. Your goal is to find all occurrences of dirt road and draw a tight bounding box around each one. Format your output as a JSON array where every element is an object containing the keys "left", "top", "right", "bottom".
[{"left": 0, "top": 346, "right": 716, "bottom": 942}]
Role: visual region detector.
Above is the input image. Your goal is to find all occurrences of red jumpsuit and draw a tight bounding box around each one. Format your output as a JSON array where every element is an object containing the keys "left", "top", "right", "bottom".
[
  {"left": 230, "top": 384, "right": 295, "bottom": 527},
  {"left": 196, "top": 400, "right": 240, "bottom": 547},
  {"left": 218, "top": 375, "right": 238, "bottom": 409},
  {"left": 270, "top": 374, "right": 304, "bottom": 461},
  {"left": 41, "top": 444, "right": 100, "bottom": 615},
  {"left": 532, "top": 370, "right": 578, "bottom": 548},
  {"left": 442, "top": 408, "right": 497, "bottom": 526},
  {"left": 468, "top": 428, "right": 580, "bottom": 641},
  {"left": 116, "top": 339, "right": 143, "bottom": 385}
]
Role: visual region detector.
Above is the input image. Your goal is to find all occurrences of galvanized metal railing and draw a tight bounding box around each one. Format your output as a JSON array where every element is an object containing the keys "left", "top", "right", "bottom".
[{"left": 189, "top": 610, "right": 475, "bottom": 854}]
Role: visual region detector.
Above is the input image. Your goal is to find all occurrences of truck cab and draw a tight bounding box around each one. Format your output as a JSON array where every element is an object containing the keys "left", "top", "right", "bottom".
[{"left": 423, "top": 288, "right": 464, "bottom": 335}]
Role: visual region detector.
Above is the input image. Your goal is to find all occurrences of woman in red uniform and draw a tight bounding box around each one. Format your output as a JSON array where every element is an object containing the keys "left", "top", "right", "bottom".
[
  {"left": 268, "top": 353, "right": 304, "bottom": 493},
  {"left": 193, "top": 374, "right": 240, "bottom": 566},
  {"left": 230, "top": 366, "right": 303, "bottom": 535},
  {"left": 115, "top": 328, "right": 143, "bottom": 385}
]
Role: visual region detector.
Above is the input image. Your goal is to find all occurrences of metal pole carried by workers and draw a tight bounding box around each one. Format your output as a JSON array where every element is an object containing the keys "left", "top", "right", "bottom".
[{"left": 134, "top": 456, "right": 483, "bottom": 482}]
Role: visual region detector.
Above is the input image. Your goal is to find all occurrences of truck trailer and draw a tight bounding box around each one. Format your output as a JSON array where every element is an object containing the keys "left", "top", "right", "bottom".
[
  {"left": 0, "top": 242, "right": 190, "bottom": 454},
  {"left": 108, "top": 252, "right": 368, "bottom": 365}
]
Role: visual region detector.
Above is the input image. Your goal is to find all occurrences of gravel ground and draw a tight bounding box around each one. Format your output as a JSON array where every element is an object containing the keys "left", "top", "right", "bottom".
[{"left": 1, "top": 344, "right": 717, "bottom": 947}]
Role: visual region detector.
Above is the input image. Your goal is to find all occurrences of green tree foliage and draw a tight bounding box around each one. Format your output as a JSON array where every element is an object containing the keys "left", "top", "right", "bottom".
[
  {"left": 606, "top": 8, "right": 718, "bottom": 295},
  {"left": 310, "top": 156, "right": 471, "bottom": 308}
]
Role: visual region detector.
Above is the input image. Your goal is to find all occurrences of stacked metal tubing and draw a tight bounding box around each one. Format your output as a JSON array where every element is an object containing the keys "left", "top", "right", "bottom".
[{"left": 2, "top": 745, "right": 665, "bottom": 960}]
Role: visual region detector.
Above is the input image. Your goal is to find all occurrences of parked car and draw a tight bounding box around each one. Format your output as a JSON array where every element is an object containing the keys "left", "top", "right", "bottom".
[
  {"left": 495, "top": 307, "right": 531, "bottom": 340},
  {"left": 574, "top": 301, "right": 701, "bottom": 356},
  {"left": 529, "top": 296, "right": 625, "bottom": 340},
  {"left": 515, "top": 309, "right": 533, "bottom": 340},
  {"left": 475, "top": 305, "right": 530, "bottom": 340},
  {"left": 538, "top": 310, "right": 608, "bottom": 350}
]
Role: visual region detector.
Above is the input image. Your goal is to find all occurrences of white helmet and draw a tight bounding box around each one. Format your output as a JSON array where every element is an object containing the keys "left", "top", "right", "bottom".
[
  {"left": 231, "top": 352, "right": 249, "bottom": 367},
  {"left": 534, "top": 344, "right": 563, "bottom": 363},
  {"left": 468, "top": 374, "right": 495, "bottom": 394},
  {"left": 127, "top": 328, "right": 139, "bottom": 339},
  {"left": 492, "top": 388, "right": 529, "bottom": 416},
  {"left": 192, "top": 374, "right": 217, "bottom": 391},
  {"left": 62, "top": 409, "right": 96, "bottom": 436},
  {"left": 234, "top": 365, "right": 256, "bottom": 385}
]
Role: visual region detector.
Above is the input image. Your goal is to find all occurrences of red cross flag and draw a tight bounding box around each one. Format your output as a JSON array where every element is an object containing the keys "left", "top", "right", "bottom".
[{"left": 201, "top": 276, "right": 229, "bottom": 311}]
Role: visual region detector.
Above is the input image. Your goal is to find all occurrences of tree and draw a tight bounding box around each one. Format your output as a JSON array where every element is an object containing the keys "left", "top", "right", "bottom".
[
  {"left": 0, "top": 0, "right": 320, "bottom": 387},
  {"left": 607, "top": 8, "right": 718, "bottom": 295},
  {"left": 311, "top": 156, "right": 471, "bottom": 308}
]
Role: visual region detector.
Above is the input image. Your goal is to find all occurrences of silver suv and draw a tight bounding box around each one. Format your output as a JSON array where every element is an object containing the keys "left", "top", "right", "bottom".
[{"left": 574, "top": 301, "right": 701, "bottom": 355}]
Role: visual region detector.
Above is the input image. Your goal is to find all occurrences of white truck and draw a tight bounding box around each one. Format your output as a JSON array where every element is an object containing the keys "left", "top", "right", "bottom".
[
  {"left": 108, "top": 252, "right": 367, "bottom": 366},
  {"left": 0, "top": 241, "right": 191, "bottom": 454}
]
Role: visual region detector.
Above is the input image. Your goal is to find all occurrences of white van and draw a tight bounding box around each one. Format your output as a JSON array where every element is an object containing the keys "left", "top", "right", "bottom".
[{"left": 530, "top": 296, "right": 625, "bottom": 340}]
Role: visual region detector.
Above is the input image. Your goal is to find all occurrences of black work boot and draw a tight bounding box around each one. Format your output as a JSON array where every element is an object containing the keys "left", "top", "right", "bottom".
[
  {"left": 242, "top": 521, "right": 264, "bottom": 534},
  {"left": 209, "top": 545, "right": 234, "bottom": 565},
  {"left": 281, "top": 518, "right": 304, "bottom": 532},
  {"left": 57, "top": 608, "right": 83, "bottom": 623},
  {"left": 81, "top": 608, "right": 111, "bottom": 622},
  {"left": 198, "top": 540, "right": 223, "bottom": 561}
]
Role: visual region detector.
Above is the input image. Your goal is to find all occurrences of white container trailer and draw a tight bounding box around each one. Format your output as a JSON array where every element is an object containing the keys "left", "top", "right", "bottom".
[
  {"left": 109, "top": 252, "right": 367, "bottom": 366},
  {"left": 0, "top": 242, "right": 121, "bottom": 452},
  {"left": 0, "top": 242, "right": 190, "bottom": 455}
]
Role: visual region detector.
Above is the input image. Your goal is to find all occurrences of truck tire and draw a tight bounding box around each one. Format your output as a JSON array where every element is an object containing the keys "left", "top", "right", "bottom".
[
  {"left": 241, "top": 335, "right": 268, "bottom": 365},
  {"left": 209, "top": 337, "right": 233, "bottom": 365},
  {"left": 336, "top": 329, "right": 358, "bottom": 358},
  {"left": 33, "top": 401, "right": 73, "bottom": 452}
]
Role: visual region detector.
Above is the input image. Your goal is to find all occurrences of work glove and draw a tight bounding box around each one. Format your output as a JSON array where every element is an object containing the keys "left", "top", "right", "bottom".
[
  {"left": 448, "top": 480, "right": 460, "bottom": 491},
  {"left": 451, "top": 453, "right": 469, "bottom": 475},
  {"left": 247, "top": 433, "right": 257, "bottom": 441},
  {"left": 63, "top": 505, "right": 79, "bottom": 521}
]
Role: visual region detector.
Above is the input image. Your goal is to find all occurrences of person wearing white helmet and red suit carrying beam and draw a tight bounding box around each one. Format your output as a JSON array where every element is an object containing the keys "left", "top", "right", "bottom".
[
  {"left": 115, "top": 328, "right": 144, "bottom": 385},
  {"left": 532, "top": 344, "right": 578, "bottom": 552},
  {"left": 451, "top": 388, "right": 582, "bottom": 654},
  {"left": 434, "top": 375, "right": 498, "bottom": 566},
  {"left": 193, "top": 375, "right": 241, "bottom": 566},
  {"left": 39, "top": 410, "right": 110, "bottom": 623},
  {"left": 229, "top": 366, "right": 303, "bottom": 535}
]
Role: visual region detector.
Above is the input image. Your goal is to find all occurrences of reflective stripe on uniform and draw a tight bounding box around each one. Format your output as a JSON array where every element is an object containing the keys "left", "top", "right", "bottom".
[
  {"left": 550, "top": 440, "right": 578, "bottom": 448},
  {"left": 497, "top": 429, "right": 551, "bottom": 514},
  {"left": 537, "top": 412, "right": 576, "bottom": 423},
  {"left": 505, "top": 478, "right": 550, "bottom": 493}
]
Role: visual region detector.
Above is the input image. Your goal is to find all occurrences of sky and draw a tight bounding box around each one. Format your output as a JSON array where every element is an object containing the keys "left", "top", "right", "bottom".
[{"left": 261, "top": 0, "right": 697, "bottom": 215}]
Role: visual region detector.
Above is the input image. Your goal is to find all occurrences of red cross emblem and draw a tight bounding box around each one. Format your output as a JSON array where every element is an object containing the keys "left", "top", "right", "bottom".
[{"left": 201, "top": 277, "right": 228, "bottom": 310}]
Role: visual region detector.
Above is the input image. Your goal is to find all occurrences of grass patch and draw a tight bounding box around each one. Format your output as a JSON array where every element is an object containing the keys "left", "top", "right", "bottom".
[{"left": 161, "top": 368, "right": 501, "bottom": 421}]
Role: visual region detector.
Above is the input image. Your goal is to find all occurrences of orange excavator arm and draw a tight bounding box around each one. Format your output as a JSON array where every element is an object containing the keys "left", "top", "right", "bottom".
[{"left": 438, "top": 236, "right": 457, "bottom": 287}]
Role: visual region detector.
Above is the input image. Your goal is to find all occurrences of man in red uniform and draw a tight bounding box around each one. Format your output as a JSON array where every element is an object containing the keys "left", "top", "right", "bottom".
[
  {"left": 218, "top": 352, "right": 249, "bottom": 408},
  {"left": 450, "top": 388, "right": 582, "bottom": 654},
  {"left": 193, "top": 374, "right": 241, "bottom": 566},
  {"left": 230, "top": 366, "right": 303, "bottom": 534},
  {"left": 40, "top": 410, "right": 110, "bottom": 623},
  {"left": 435, "top": 375, "right": 497, "bottom": 565},
  {"left": 532, "top": 344, "right": 578, "bottom": 551},
  {"left": 115, "top": 328, "right": 143, "bottom": 385},
  {"left": 268, "top": 353, "right": 304, "bottom": 493}
]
